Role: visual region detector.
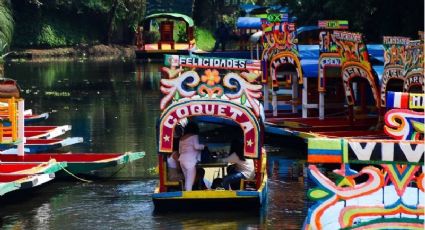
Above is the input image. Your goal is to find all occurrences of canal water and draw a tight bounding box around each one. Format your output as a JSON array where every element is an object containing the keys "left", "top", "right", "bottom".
[{"left": 1, "top": 60, "right": 309, "bottom": 229}]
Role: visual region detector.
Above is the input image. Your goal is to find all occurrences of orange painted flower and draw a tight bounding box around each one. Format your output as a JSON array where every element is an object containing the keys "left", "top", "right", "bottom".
[{"left": 201, "top": 69, "right": 220, "bottom": 86}]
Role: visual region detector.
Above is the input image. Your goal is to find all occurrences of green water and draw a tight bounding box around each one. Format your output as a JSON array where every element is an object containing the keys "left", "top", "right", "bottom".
[{"left": 0, "top": 60, "right": 308, "bottom": 229}]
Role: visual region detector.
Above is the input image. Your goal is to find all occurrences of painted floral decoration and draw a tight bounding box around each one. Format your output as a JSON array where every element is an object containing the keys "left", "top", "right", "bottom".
[{"left": 201, "top": 69, "right": 220, "bottom": 86}]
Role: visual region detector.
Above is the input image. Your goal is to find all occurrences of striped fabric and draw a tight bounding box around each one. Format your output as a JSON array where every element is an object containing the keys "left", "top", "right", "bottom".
[
  {"left": 386, "top": 91, "right": 424, "bottom": 109},
  {"left": 308, "top": 138, "right": 343, "bottom": 163}
]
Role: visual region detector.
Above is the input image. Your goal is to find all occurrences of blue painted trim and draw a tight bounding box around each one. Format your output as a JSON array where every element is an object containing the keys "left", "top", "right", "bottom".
[
  {"left": 236, "top": 190, "right": 259, "bottom": 197},
  {"left": 152, "top": 191, "right": 183, "bottom": 198},
  {"left": 308, "top": 149, "right": 342, "bottom": 155}
]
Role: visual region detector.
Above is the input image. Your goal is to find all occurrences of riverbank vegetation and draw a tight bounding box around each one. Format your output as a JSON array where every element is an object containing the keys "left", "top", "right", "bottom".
[
  {"left": 12, "top": 0, "right": 146, "bottom": 48},
  {"left": 0, "top": 0, "right": 423, "bottom": 57}
]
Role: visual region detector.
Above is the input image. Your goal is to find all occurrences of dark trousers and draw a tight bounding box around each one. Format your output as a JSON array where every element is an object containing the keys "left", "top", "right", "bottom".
[{"left": 222, "top": 172, "right": 245, "bottom": 190}]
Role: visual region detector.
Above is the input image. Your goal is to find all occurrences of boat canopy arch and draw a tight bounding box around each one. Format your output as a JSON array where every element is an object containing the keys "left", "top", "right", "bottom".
[
  {"left": 143, "top": 13, "right": 194, "bottom": 27},
  {"left": 333, "top": 31, "right": 381, "bottom": 109},
  {"left": 342, "top": 62, "right": 381, "bottom": 108},
  {"left": 158, "top": 99, "right": 262, "bottom": 158},
  {"left": 269, "top": 51, "right": 303, "bottom": 87}
]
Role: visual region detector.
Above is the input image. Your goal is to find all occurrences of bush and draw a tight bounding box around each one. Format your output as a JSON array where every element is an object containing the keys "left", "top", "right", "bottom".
[
  {"left": 37, "top": 24, "right": 67, "bottom": 47},
  {"left": 195, "top": 27, "right": 215, "bottom": 51}
]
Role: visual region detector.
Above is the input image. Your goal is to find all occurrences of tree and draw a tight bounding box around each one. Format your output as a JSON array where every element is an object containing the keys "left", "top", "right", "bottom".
[{"left": 0, "top": 0, "right": 14, "bottom": 77}]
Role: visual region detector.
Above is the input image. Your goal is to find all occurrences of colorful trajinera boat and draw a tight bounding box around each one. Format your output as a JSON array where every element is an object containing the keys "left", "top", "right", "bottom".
[
  {"left": 135, "top": 13, "right": 195, "bottom": 59},
  {"left": 302, "top": 37, "right": 424, "bottom": 229},
  {"left": 263, "top": 19, "right": 380, "bottom": 134},
  {"left": 260, "top": 13, "right": 303, "bottom": 117},
  {"left": 152, "top": 55, "right": 267, "bottom": 210},
  {"left": 0, "top": 85, "right": 144, "bottom": 178},
  {"left": 0, "top": 98, "right": 65, "bottom": 196},
  {"left": 303, "top": 91, "right": 424, "bottom": 229}
]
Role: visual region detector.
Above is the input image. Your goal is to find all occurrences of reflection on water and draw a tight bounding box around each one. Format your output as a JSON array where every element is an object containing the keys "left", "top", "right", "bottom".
[{"left": 1, "top": 60, "right": 308, "bottom": 229}]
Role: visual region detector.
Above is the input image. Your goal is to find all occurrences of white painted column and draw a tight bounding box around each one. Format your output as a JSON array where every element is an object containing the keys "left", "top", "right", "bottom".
[
  {"left": 264, "top": 84, "right": 269, "bottom": 110},
  {"left": 292, "top": 73, "right": 298, "bottom": 113},
  {"left": 272, "top": 91, "right": 277, "bottom": 117},
  {"left": 353, "top": 82, "right": 358, "bottom": 101},
  {"left": 319, "top": 92, "right": 325, "bottom": 120},
  {"left": 302, "top": 77, "right": 307, "bottom": 118},
  {"left": 17, "top": 100, "right": 25, "bottom": 156}
]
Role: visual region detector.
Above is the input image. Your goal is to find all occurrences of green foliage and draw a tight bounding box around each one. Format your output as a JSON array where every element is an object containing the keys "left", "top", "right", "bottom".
[
  {"left": 12, "top": 0, "right": 146, "bottom": 47},
  {"left": 0, "top": 0, "right": 13, "bottom": 55},
  {"left": 176, "top": 23, "right": 188, "bottom": 43},
  {"left": 195, "top": 27, "right": 215, "bottom": 51},
  {"left": 37, "top": 24, "right": 66, "bottom": 47}
]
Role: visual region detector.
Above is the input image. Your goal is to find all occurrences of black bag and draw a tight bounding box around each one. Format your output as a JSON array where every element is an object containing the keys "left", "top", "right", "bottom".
[{"left": 201, "top": 146, "right": 212, "bottom": 163}]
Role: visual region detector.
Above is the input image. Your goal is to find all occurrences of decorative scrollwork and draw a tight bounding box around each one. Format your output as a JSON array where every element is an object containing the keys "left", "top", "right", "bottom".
[
  {"left": 160, "top": 70, "right": 200, "bottom": 109},
  {"left": 223, "top": 73, "right": 262, "bottom": 116},
  {"left": 160, "top": 68, "right": 262, "bottom": 117},
  {"left": 384, "top": 109, "right": 424, "bottom": 140}
]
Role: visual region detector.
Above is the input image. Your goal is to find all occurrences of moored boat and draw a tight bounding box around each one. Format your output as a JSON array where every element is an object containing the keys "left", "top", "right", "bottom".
[
  {"left": 0, "top": 137, "right": 83, "bottom": 154},
  {"left": 152, "top": 55, "right": 267, "bottom": 211},
  {"left": 0, "top": 160, "right": 66, "bottom": 196},
  {"left": 262, "top": 19, "right": 381, "bottom": 135},
  {"left": 135, "top": 13, "right": 195, "bottom": 59},
  {"left": 0, "top": 152, "right": 144, "bottom": 177}
]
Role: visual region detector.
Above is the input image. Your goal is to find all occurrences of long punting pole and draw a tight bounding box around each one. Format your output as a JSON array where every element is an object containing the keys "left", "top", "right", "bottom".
[{"left": 17, "top": 99, "right": 25, "bottom": 156}]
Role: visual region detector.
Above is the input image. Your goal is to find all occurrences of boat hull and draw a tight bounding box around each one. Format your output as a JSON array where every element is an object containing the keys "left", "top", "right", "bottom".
[
  {"left": 153, "top": 176, "right": 268, "bottom": 212},
  {"left": 0, "top": 152, "right": 145, "bottom": 177}
]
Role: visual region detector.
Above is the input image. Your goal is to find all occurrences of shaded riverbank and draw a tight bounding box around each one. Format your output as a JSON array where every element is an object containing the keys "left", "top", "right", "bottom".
[{"left": 6, "top": 44, "right": 135, "bottom": 61}]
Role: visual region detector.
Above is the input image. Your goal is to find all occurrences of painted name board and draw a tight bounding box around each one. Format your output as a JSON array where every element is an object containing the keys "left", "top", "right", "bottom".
[
  {"left": 158, "top": 100, "right": 260, "bottom": 158},
  {"left": 318, "top": 20, "right": 348, "bottom": 30},
  {"left": 333, "top": 31, "right": 362, "bottom": 43},
  {"left": 383, "top": 36, "right": 410, "bottom": 45},
  {"left": 164, "top": 55, "right": 261, "bottom": 71},
  {"left": 348, "top": 141, "right": 424, "bottom": 164},
  {"left": 308, "top": 137, "right": 424, "bottom": 164},
  {"left": 319, "top": 57, "right": 341, "bottom": 67}
]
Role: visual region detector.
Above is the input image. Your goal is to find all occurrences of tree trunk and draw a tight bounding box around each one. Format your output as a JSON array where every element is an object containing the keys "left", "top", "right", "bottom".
[{"left": 106, "top": 0, "right": 119, "bottom": 44}]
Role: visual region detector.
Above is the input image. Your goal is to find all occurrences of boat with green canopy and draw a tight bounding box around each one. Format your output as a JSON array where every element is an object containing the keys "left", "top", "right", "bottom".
[{"left": 135, "top": 13, "right": 195, "bottom": 59}]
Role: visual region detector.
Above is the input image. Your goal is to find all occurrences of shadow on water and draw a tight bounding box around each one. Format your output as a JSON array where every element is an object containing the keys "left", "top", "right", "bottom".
[{"left": 1, "top": 59, "right": 309, "bottom": 229}]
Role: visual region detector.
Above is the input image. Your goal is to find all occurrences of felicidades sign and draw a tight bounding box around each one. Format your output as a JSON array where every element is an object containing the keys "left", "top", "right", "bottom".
[
  {"left": 158, "top": 100, "right": 261, "bottom": 158},
  {"left": 164, "top": 55, "right": 261, "bottom": 71}
]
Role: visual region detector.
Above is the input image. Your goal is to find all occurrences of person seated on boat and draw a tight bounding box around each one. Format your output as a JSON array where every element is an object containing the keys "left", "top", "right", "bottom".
[
  {"left": 167, "top": 151, "right": 184, "bottom": 182},
  {"left": 192, "top": 168, "right": 212, "bottom": 190},
  {"left": 220, "top": 139, "right": 255, "bottom": 190},
  {"left": 166, "top": 123, "right": 185, "bottom": 182},
  {"left": 179, "top": 121, "right": 207, "bottom": 191}
]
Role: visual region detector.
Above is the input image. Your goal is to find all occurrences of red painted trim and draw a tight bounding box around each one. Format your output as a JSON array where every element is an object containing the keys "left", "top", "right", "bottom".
[
  {"left": 0, "top": 153, "right": 123, "bottom": 162},
  {"left": 0, "top": 174, "right": 28, "bottom": 182},
  {"left": 158, "top": 154, "right": 165, "bottom": 192},
  {"left": 0, "top": 163, "right": 40, "bottom": 173},
  {"left": 308, "top": 155, "right": 342, "bottom": 163}
]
